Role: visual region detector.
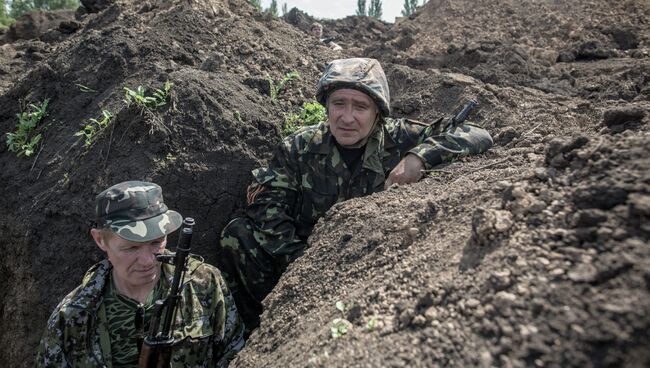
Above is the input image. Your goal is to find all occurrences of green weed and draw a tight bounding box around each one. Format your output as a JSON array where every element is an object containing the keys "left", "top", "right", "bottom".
[
  {"left": 365, "top": 317, "right": 379, "bottom": 332},
  {"left": 233, "top": 110, "right": 243, "bottom": 123},
  {"left": 75, "top": 83, "right": 97, "bottom": 93},
  {"left": 74, "top": 110, "right": 113, "bottom": 147},
  {"left": 330, "top": 318, "right": 350, "bottom": 339},
  {"left": 268, "top": 71, "right": 299, "bottom": 101},
  {"left": 330, "top": 300, "right": 352, "bottom": 339},
  {"left": 282, "top": 100, "right": 326, "bottom": 136},
  {"left": 124, "top": 81, "right": 173, "bottom": 111},
  {"left": 6, "top": 99, "right": 49, "bottom": 157}
]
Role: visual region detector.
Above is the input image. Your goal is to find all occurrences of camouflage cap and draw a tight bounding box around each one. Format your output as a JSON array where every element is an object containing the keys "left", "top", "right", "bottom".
[
  {"left": 316, "top": 57, "right": 391, "bottom": 116},
  {"left": 95, "top": 181, "right": 182, "bottom": 242}
]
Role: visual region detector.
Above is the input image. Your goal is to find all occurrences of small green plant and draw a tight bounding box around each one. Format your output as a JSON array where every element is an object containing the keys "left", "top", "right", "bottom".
[
  {"left": 268, "top": 71, "right": 300, "bottom": 101},
  {"left": 124, "top": 81, "right": 173, "bottom": 111},
  {"left": 365, "top": 317, "right": 379, "bottom": 332},
  {"left": 75, "top": 83, "right": 97, "bottom": 93},
  {"left": 74, "top": 110, "right": 113, "bottom": 147},
  {"left": 282, "top": 100, "right": 326, "bottom": 136},
  {"left": 330, "top": 318, "right": 350, "bottom": 339},
  {"left": 6, "top": 99, "right": 49, "bottom": 157},
  {"left": 233, "top": 110, "right": 243, "bottom": 123},
  {"left": 330, "top": 300, "right": 352, "bottom": 339},
  {"left": 336, "top": 301, "right": 349, "bottom": 313}
]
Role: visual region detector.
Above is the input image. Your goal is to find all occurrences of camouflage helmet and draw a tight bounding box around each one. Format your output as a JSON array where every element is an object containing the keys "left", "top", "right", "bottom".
[
  {"left": 316, "top": 58, "right": 391, "bottom": 116},
  {"left": 95, "top": 181, "right": 182, "bottom": 242}
]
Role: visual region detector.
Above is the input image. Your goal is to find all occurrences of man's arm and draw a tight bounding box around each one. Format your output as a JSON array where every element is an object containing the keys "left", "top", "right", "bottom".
[
  {"left": 36, "top": 309, "right": 71, "bottom": 367},
  {"left": 408, "top": 121, "right": 493, "bottom": 169},
  {"left": 385, "top": 118, "right": 493, "bottom": 188},
  {"left": 245, "top": 138, "right": 307, "bottom": 262}
]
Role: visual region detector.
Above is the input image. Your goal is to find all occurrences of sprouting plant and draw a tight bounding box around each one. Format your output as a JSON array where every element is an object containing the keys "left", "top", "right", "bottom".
[
  {"left": 336, "top": 301, "right": 349, "bottom": 313},
  {"left": 330, "top": 318, "right": 350, "bottom": 339},
  {"left": 75, "top": 83, "right": 97, "bottom": 93},
  {"left": 6, "top": 99, "right": 49, "bottom": 157},
  {"left": 124, "top": 81, "right": 173, "bottom": 111},
  {"left": 330, "top": 300, "right": 353, "bottom": 339},
  {"left": 74, "top": 110, "right": 113, "bottom": 147},
  {"left": 268, "top": 71, "right": 300, "bottom": 101},
  {"left": 233, "top": 110, "right": 243, "bottom": 123},
  {"left": 282, "top": 100, "right": 326, "bottom": 136},
  {"left": 365, "top": 317, "right": 379, "bottom": 332}
]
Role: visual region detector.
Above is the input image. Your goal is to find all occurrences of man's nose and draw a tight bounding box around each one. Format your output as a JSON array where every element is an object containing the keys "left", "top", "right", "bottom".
[
  {"left": 341, "top": 104, "right": 355, "bottom": 123},
  {"left": 138, "top": 247, "right": 157, "bottom": 265}
]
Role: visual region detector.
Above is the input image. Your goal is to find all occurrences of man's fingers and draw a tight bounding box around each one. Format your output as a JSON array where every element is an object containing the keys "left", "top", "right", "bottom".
[{"left": 384, "top": 176, "right": 393, "bottom": 190}]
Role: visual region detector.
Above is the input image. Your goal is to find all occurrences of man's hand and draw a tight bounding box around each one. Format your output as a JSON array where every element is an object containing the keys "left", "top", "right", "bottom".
[{"left": 384, "top": 154, "right": 425, "bottom": 190}]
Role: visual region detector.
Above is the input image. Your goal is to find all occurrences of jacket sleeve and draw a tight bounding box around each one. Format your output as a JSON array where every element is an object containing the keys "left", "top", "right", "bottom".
[
  {"left": 35, "top": 308, "right": 72, "bottom": 367},
  {"left": 244, "top": 137, "right": 307, "bottom": 261},
  {"left": 213, "top": 272, "right": 245, "bottom": 367},
  {"left": 407, "top": 117, "right": 494, "bottom": 169}
]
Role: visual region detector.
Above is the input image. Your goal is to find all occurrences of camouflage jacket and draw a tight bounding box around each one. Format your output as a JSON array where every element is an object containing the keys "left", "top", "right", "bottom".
[
  {"left": 245, "top": 117, "right": 493, "bottom": 262},
  {"left": 36, "top": 255, "right": 244, "bottom": 368}
]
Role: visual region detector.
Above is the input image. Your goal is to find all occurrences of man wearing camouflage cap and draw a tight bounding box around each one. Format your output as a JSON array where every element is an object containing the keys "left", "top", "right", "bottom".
[
  {"left": 218, "top": 58, "right": 493, "bottom": 332},
  {"left": 37, "top": 181, "right": 244, "bottom": 367}
]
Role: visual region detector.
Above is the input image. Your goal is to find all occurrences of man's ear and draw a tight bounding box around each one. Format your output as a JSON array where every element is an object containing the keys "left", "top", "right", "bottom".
[{"left": 90, "top": 228, "right": 109, "bottom": 252}]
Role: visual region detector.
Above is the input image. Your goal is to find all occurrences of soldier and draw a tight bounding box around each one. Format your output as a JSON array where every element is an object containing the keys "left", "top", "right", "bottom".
[
  {"left": 37, "top": 181, "right": 244, "bottom": 367},
  {"left": 311, "top": 22, "right": 343, "bottom": 51},
  {"left": 218, "top": 57, "right": 494, "bottom": 332}
]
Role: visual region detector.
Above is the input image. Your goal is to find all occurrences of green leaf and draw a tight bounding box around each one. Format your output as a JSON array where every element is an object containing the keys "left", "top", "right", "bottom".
[{"left": 335, "top": 301, "right": 346, "bottom": 313}]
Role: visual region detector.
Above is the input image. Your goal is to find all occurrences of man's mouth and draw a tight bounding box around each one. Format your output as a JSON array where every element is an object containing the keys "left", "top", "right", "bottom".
[{"left": 135, "top": 267, "right": 156, "bottom": 274}]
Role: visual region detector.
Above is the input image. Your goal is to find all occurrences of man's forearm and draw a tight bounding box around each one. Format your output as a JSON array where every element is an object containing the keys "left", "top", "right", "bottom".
[{"left": 408, "top": 124, "right": 493, "bottom": 169}]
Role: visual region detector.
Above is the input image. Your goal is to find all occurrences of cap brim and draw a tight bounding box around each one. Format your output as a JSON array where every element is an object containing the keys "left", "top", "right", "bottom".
[{"left": 109, "top": 210, "right": 183, "bottom": 242}]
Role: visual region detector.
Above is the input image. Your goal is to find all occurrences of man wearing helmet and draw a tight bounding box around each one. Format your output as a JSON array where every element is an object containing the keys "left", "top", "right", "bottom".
[{"left": 218, "top": 58, "right": 493, "bottom": 332}]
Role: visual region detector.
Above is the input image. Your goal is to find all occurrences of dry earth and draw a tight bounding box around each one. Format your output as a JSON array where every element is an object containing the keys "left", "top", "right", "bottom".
[{"left": 0, "top": 0, "right": 648, "bottom": 367}]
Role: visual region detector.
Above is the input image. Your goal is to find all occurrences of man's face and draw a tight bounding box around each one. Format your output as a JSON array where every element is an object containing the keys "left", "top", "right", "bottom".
[
  {"left": 311, "top": 26, "right": 322, "bottom": 38},
  {"left": 92, "top": 229, "right": 167, "bottom": 289},
  {"left": 327, "top": 88, "right": 379, "bottom": 147}
]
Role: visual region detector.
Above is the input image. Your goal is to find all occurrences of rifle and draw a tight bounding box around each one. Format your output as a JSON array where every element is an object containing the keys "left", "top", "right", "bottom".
[
  {"left": 320, "top": 36, "right": 337, "bottom": 45},
  {"left": 451, "top": 99, "right": 478, "bottom": 129},
  {"left": 138, "top": 217, "right": 195, "bottom": 368}
]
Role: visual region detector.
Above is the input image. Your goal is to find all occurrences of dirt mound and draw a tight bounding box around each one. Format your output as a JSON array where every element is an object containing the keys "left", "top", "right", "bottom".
[
  {"left": 1, "top": 0, "right": 649, "bottom": 367},
  {"left": 1, "top": 9, "right": 77, "bottom": 44},
  {"left": 0, "top": 9, "right": 81, "bottom": 95},
  {"left": 233, "top": 58, "right": 650, "bottom": 366},
  {"left": 0, "top": 0, "right": 337, "bottom": 365},
  {"left": 365, "top": 0, "right": 650, "bottom": 101},
  {"left": 283, "top": 8, "right": 390, "bottom": 55}
]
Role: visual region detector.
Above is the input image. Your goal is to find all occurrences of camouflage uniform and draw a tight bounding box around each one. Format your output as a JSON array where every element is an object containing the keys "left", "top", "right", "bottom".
[
  {"left": 36, "top": 181, "right": 244, "bottom": 367},
  {"left": 36, "top": 256, "right": 244, "bottom": 367},
  {"left": 217, "top": 58, "right": 494, "bottom": 330}
]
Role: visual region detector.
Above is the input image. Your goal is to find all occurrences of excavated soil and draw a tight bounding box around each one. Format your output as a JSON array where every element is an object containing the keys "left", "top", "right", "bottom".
[{"left": 0, "top": 0, "right": 648, "bottom": 367}]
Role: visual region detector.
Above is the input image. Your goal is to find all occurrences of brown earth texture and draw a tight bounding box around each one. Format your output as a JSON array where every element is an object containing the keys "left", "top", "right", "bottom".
[{"left": 0, "top": 0, "right": 649, "bottom": 367}]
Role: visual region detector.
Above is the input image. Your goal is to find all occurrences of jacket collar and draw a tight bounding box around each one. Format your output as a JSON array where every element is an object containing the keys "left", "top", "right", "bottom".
[
  {"left": 305, "top": 120, "right": 395, "bottom": 176},
  {"left": 67, "top": 249, "right": 195, "bottom": 312}
]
